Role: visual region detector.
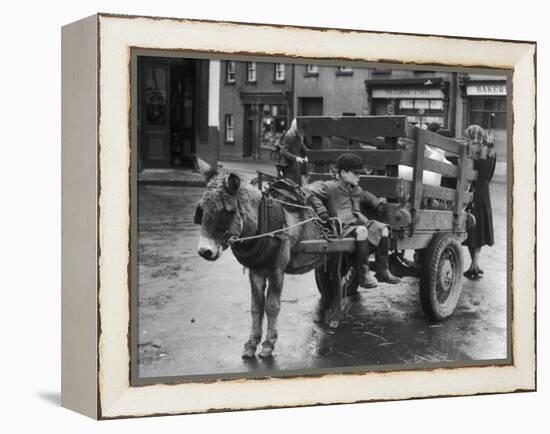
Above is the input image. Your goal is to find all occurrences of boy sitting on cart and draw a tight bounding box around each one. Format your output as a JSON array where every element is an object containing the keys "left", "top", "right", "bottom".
[{"left": 304, "top": 152, "right": 401, "bottom": 288}]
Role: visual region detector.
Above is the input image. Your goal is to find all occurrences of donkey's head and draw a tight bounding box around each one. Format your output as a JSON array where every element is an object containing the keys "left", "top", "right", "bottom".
[{"left": 195, "top": 172, "right": 244, "bottom": 261}]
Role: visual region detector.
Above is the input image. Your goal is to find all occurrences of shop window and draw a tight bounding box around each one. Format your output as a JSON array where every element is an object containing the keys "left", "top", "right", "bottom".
[
  {"left": 399, "top": 100, "right": 414, "bottom": 110},
  {"left": 260, "top": 104, "right": 288, "bottom": 149},
  {"left": 469, "top": 97, "right": 507, "bottom": 131},
  {"left": 274, "top": 63, "right": 285, "bottom": 82},
  {"left": 226, "top": 61, "right": 236, "bottom": 83},
  {"left": 225, "top": 115, "right": 234, "bottom": 143},
  {"left": 429, "top": 100, "right": 444, "bottom": 110},
  {"left": 398, "top": 99, "right": 443, "bottom": 111},
  {"left": 246, "top": 62, "right": 256, "bottom": 83}
]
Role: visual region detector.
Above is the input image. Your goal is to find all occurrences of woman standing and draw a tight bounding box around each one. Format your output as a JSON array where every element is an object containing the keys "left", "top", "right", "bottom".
[{"left": 463, "top": 125, "right": 497, "bottom": 280}]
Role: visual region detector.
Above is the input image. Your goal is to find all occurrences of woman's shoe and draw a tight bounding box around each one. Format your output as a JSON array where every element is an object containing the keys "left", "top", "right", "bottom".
[{"left": 463, "top": 269, "right": 481, "bottom": 280}]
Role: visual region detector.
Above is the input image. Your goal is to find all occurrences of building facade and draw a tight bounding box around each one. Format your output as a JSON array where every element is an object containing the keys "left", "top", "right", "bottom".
[
  {"left": 219, "top": 61, "right": 376, "bottom": 159},
  {"left": 218, "top": 61, "right": 508, "bottom": 163},
  {"left": 365, "top": 70, "right": 507, "bottom": 160},
  {"left": 365, "top": 69, "right": 457, "bottom": 133},
  {"left": 459, "top": 74, "right": 508, "bottom": 160},
  {"left": 218, "top": 60, "right": 293, "bottom": 161},
  {"left": 136, "top": 56, "right": 220, "bottom": 170}
]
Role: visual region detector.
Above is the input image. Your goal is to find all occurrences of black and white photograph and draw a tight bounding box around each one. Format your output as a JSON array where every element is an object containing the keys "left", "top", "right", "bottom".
[
  {"left": 3, "top": 0, "right": 543, "bottom": 428},
  {"left": 133, "top": 56, "right": 510, "bottom": 381}
]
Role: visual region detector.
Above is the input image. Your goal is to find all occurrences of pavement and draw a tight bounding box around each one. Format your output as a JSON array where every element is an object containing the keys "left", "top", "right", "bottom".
[{"left": 138, "top": 168, "right": 206, "bottom": 186}]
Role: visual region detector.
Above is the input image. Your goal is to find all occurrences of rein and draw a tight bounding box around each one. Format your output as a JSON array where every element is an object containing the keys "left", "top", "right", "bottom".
[
  {"left": 227, "top": 216, "right": 322, "bottom": 245},
  {"left": 227, "top": 196, "right": 337, "bottom": 245}
]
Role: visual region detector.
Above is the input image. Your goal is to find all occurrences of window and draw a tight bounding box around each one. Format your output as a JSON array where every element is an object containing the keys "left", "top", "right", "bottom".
[
  {"left": 305, "top": 64, "right": 319, "bottom": 76},
  {"left": 337, "top": 66, "right": 353, "bottom": 75},
  {"left": 246, "top": 62, "right": 256, "bottom": 83},
  {"left": 274, "top": 63, "right": 285, "bottom": 82},
  {"left": 225, "top": 115, "right": 234, "bottom": 143},
  {"left": 469, "top": 97, "right": 507, "bottom": 130},
  {"left": 260, "top": 104, "right": 288, "bottom": 149},
  {"left": 226, "top": 61, "right": 236, "bottom": 83},
  {"left": 398, "top": 99, "right": 444, "bottom": 110}
]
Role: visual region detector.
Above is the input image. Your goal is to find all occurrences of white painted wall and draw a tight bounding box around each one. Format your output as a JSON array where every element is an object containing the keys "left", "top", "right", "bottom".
[{"left": 209, "top": 60, "right": 220, "bottom": 127}]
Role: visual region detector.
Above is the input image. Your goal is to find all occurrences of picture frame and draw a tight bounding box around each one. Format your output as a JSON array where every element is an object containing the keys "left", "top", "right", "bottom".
[{"left": 61, "top": 13, "right": 536, "bottom": 419}]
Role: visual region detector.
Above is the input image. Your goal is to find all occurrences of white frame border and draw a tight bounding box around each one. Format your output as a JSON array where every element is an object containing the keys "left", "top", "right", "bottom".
[{"left": 97, "top": 14, "right": 536, "bottom": 418}]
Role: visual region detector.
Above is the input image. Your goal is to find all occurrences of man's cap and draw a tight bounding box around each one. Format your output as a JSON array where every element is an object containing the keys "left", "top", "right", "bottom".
[{"left": 336, "top": 152, "right": 365, "bottom": 173}]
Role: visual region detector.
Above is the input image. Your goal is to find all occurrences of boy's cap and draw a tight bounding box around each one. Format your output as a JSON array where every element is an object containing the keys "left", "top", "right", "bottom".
[{"left": 336, "top": 153, "right": 365, "bottom": 173}]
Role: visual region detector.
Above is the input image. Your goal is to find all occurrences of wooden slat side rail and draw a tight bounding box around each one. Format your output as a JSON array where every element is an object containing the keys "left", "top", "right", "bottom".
[
  {"left": 360, "top": 176, "right": 411, "bottom": 199},
  {"left": 308, "top": 173, "right": 469, "bottom": 204},
  {"left": 299, "top": 238, "right": 356, "bottom": 253},
  {"left": 424, "top": 157, "right": 475, "bottom": 180},
  {"left": 453, "top": 143, "right": 469, "bottom": 231},
  {"left": 297, "top": 116, "right": 408, "bottom": 139},
  {"left": 308, "top": 173, "right": 411, "bottom": 200},
  {"left": 308, "top": 173, "right": 336, "bottom": 182},
  {"left": 422, "top": 184, "right": 458, "bottom": 202},
  {"left": 410, "top": 129, "right": 425, "bottom": 212},
  {"left": 405, "top": 125, "right": 462, "bottom": 155},
  {"left": 384, "top": 136, "right": 399, "bottom": 177},
  {"left": 308, "top": 150, "right": 414, "bottom": 166},
  {"left": 423, "top": 158, "right": 458, "bottom": 178},
  {"left": 308, "top": 150, "right": 475, "bottom": 181}
]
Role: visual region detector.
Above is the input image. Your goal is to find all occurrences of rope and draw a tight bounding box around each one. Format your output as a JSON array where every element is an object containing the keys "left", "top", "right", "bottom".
[
  {"left": 270, "top": 197, "right": 343, "bottom": 239},
  {"left": 270, "top": 198, "right": 317, "bottom": 213},
  {"left": 228, "top": 217, "right": 321, "bottom": 244}
]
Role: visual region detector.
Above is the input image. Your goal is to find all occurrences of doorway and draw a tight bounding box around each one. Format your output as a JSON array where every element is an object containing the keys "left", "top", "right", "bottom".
[
  {"left": 138, "top": 57, "right": 197, "bottom": 169},
  {"left": 298, "top": 97, "right": 323, "bottom": 149}
]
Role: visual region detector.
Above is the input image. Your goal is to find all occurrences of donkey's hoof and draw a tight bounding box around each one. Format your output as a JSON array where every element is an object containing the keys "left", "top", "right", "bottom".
[
  {"left": 258, "top": 345, "right": 274, "bottom": 359},
  {"left": 313, "top": 310, "right": 325, "bottom": 324},
  {"left": 242, "top": 343, "right": 257, "bottom": 359},
  {"left": 242, "top": 348, "right": 256, "bottom": 359}
]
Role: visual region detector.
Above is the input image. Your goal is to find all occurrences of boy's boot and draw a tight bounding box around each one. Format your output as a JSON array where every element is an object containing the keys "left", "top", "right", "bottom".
[
  {"left": 375, "top": 237, "right": 401, "bottom": 284},
  {"left": 356, "top": 239, "right": 378, "bottom": 289}
]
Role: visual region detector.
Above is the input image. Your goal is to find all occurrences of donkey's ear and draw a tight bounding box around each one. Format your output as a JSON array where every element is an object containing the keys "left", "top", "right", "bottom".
[
  {"left": 193, "top": 203, "right": 203, "bottom": 225},
  {"left": 223, "top": 173, "right": 241, "bottom": 195}
]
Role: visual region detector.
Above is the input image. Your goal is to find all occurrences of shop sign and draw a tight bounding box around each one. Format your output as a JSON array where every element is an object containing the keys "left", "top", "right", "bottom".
[
  {"left": 466, "top": 84, "right": 507, "bottom": 96},
  {"left": 372, "top": 88, "right": 444, "bottom": 99}
]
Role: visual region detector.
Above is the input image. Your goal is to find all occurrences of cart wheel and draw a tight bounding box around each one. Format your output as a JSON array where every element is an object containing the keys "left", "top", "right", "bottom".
[
  {"left": 419, "top": 233, "right": 463, "bottom": 321},
  {"left": 315, "top": 253, "right": 359, "bottom": 297}
]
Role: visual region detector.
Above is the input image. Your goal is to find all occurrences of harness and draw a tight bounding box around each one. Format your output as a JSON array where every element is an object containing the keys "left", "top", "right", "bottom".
[
  {"left": 194, "top": 179, "right": 337, "bottom": 270},
  {"left": 230, "top": 194, "right": 286, "bottom": 269},
  {"left": 230, "top": 179, "right": 333, "bottom": 269}
]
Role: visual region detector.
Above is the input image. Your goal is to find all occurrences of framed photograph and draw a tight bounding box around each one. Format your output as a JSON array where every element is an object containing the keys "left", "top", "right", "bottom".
[{"left": 61, "top": 13, "right": 536, "bottom": 419}]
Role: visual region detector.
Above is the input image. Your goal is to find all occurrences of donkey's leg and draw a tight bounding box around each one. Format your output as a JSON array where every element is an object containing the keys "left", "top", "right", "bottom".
[
  {"left": 314, "top": 265, "right": 332, "bottom": 324},
  {"left": 242, "top": 270, "right": 267, "bottom": 359},
  {"left": 259, "top": 270, "right": 284, "bottom": 358},
  {"left": 325, "top": 253, "right": 344, "bottom": 329}
]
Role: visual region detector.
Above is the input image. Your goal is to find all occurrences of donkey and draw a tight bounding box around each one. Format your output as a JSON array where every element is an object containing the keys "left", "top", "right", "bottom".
[{"left": 195, "top": 171, "right": 342, "bottom": 359}]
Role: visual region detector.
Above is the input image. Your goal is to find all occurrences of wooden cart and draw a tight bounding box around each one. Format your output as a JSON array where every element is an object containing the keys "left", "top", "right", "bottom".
[{"left": 295, "top": 116, "right": 476, "bottom": 321}]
